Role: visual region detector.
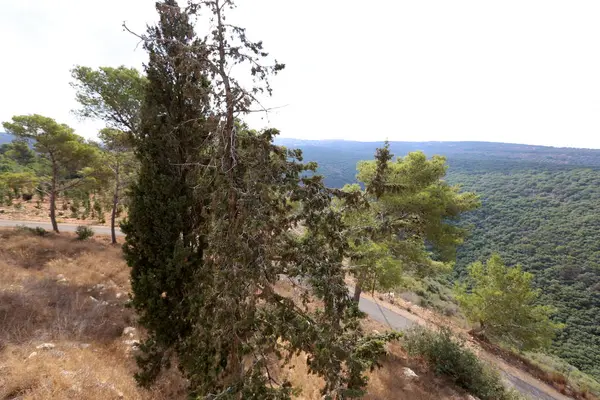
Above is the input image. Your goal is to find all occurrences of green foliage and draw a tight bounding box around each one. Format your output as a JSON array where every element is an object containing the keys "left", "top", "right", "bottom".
[
  {"left": 456, "top": 254, "right": 564, "bottom": 350},
  {"left": 71, "top": 65, "right": 146, "bottom": 134},
  {"left": 75, "top": 225, "right": 94, "bottom": 241},
  {"left": 449, "top": 166, "right": 600, "bottom": 379},
  {"left": 403, "top": 327, "right": 523, "bottom": 400}
]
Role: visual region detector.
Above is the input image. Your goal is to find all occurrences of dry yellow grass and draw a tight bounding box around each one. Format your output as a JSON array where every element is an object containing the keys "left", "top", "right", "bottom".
[{"left": 0, "top": 228, "right": 471, "bottom": 400}]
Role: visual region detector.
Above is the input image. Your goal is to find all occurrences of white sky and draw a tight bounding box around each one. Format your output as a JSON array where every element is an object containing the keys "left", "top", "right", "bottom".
[{"left": 2, "top": 0, "right": 600, "bottom": 148}]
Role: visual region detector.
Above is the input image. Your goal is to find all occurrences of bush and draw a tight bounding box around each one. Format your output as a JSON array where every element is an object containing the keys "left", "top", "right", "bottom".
[
  {"left": 16, "top": 225, "right": 48, "bottom": 237},
  {"left": 403, "top": 327, "right": 522, "bottom": 400},
  {"left": 75, "top": 225, "right": 94, "bottom": 241}
]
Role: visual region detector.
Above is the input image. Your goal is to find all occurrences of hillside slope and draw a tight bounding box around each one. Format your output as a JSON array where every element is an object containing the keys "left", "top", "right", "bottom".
[{"left": 275, "top": 138, "right": 600, "bottom": 380}]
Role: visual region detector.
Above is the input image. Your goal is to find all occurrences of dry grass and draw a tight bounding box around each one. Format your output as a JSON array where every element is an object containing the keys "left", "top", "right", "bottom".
[{"left": 0, "top": 228, "right": 473, "bottom": 399}]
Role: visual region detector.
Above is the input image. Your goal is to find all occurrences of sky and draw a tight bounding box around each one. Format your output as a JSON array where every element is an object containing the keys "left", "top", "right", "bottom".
[{"left": 2, "top": 1, "right": 600, "bottom": 148}]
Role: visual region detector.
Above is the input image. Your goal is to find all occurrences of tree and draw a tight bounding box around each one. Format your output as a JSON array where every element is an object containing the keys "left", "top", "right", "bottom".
[
  {"left": 455, "top": 254, "right": 564, "bottom": 350},
  {"left": 122, "top": 1, "right": 393, "bottom": 398},
  {"left": 70, "top": 65, "right": 146, "bottom": 134},
  {"left": 343, "top": 143, "right": 480, "bottom": 302},
  {"left": 2, "top": 115, "right": 99, "bottom": 232},
  {"left": 2, "top": 140, "right": 36, "bottom": 166},
  {"left": 98, "top": 128, "right": 136, "bottom": 244}
]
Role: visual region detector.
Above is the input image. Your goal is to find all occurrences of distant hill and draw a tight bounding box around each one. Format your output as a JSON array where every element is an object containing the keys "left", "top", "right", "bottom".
[
  {"left": 274, "top": 139, "right": 600, "bottom": 188},
  {"left": 0, "top": 132, "right": 15, "bottom": 145},
  {"left": 275, "top": 138, "right": 600, "bottom": 380}
]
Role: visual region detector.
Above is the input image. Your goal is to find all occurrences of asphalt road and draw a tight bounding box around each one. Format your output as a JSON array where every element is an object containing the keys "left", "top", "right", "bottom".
[
  {"left": 0, "top": 219, "right": 569, "bottom": 400},
  {"left": 356, "top": 295, "right": 569, "bottom": 400},
  {"left": 0, "top": 219, "right": 123, "bottom": 236}
]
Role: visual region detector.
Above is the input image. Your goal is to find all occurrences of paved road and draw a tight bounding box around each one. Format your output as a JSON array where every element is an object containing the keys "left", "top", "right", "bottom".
[
  {"left": 0, "top": 219, "right": 124, "bottom": 236},
  {"left": 356, "top": 295, "right": 569, "bottom": 400}
]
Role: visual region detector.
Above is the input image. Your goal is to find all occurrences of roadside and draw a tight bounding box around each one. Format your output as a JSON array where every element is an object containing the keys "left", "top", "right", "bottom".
[
  {"left": 0, "top": 219, "right": 123, "bottom": 236},
  {"left": 356, "top": 290, "right": 572, "bottom": 400}
]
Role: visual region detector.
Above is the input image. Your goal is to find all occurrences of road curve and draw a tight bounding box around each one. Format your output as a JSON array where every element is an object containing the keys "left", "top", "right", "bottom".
[
  {"left": 356, "top": 295, "right": 571, "bottom": 400},
  {"left": 0, "top": 219, "right": 124, "bottom": 236}
]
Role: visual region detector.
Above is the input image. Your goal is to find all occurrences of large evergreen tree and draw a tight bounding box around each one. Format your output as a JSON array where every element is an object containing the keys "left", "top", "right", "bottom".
[{"left": 123, "top": 1, "right": 392, "bottom": 398}]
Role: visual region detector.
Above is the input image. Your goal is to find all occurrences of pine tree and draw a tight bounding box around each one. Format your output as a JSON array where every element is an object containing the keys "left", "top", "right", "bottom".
[
  {"left": 123, "top": 1, "right": 395, "bottom": 398},
  {"left": 342, "top": 142, "right": 480, "bottom": 302},
  {"left": 455, "top": 254, "right": 564, "bottom": 350}
]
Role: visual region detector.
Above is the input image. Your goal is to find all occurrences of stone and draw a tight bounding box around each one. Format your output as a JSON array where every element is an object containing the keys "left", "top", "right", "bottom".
[
  {"left": 123, "top": 339, "right": 139, "bottom": 349},
  {"left": 122, "top": 327, "right": 136, "bottom": 337},
  {"left": 27, "top": 351, "right": 38, "bottom": 359},
  {"left": 36, "top": 343, "right": 55, "bottom": 350},
  {"left": 402, "top": 367, "right": 418, "bottom": 379}
]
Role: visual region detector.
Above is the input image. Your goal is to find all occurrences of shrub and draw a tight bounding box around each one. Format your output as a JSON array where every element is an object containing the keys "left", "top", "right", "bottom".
[
  {"left": 15, "top": 225, "right": 48, "bottom": 237},
  {"left": 403, "top": 327, "right": 522, "bottom": 400},
  {"left": 75, "top": 225, "right": 94, "bottom": 241}
]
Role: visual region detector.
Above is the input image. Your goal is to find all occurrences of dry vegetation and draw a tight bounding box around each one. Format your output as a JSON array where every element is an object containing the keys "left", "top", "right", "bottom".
[{"left": 0, "top": 228, "right": 476, "bottom": 399}]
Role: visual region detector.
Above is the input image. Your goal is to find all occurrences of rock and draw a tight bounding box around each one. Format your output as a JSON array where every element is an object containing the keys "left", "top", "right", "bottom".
[
  {"left": 27, "top": 351, "right": 38, "bottom": 359},
  {"left": 123, "top": 339, "right": 139, "bottom": 349},
  {"left": 51, "top": 350, "right": 66, "bottom": 358},
  {"left": 115, "top": 292, "right": 124, "bottom": 299},
  {"left": 402, "top": 367, "right": 418, "bottom": 379},
  {"left": 36, "top": 343, "right": 55, "bottom": 350},
  {"left": 372, "top": 329, "right": 380, "bottom": 335},
  {"left": 122, "top": 327, "right": 136, "bottom": 337}
]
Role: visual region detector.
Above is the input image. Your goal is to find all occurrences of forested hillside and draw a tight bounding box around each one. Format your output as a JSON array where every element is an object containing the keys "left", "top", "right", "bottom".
[{"left": 276, "top": 138, "right": 600, "bottom": 380}]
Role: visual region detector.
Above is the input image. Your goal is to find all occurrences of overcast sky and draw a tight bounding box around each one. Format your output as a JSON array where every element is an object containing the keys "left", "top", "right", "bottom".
[{"left": 2, "top": 1, "right": 600, "bottom": 148}]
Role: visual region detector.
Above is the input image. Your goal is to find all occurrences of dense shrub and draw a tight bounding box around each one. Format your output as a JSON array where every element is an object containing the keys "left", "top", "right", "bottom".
[
  {"left": 75, "top": 225, "right": 94, "bottom": 241},
  {"left": 403, "top": 327, "right": 522, "bottom": 400}
]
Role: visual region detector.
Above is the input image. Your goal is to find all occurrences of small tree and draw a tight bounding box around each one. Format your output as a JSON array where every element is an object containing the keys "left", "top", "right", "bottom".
[
  {"left": 97, "top": 128, "right": 136, "bottom": 243},
  {"left": 2, "top": 115, "right": 99, "bottom": 232},
  {"left": 455, "top": 254, "right": 564, "bottom": 350},
  {"left": 343, "top": 143, "right": 480, "bottom": 302}
]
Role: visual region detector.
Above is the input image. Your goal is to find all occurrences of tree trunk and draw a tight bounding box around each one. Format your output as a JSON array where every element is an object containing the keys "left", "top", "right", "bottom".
[
  {"left": 49, "top": 165, "right": 59, "bottom": 233},
  {"left": 49, "top": 189, "right": 59, "bottom": 233},
  {"left": 353, "top": 281, "right": 363, "bottom": 303},
  {"left": 110, "top": 167, "right": 119, "bottom": 244}
]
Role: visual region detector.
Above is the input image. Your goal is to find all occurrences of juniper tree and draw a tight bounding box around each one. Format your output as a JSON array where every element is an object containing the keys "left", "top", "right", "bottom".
[{"left": 123, "top": 1, "right": 394, "bottom": 398}]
